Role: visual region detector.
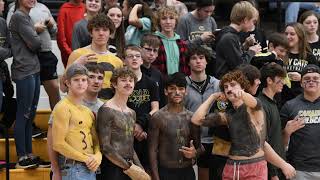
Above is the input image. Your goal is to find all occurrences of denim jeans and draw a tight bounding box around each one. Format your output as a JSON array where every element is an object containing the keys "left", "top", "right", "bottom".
[
  {"left": 285, "top": 3, "right": 320, "bottom": 24},
  {"left": 14, "top": 73, "right": 40, "bottom": 157},
  {"left": 60, "top": 163, "right": 96, "bottom": 180}
]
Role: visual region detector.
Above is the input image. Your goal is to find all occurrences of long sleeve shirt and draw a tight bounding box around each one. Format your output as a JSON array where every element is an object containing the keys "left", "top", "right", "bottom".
[
  {"left": 9, "top": 9, "right": 41, "bottom": 80},
  {"left": 52, "top": 97, "right": 102, "bottom": 163},
  {"left": 0, "top": 18, "right": 11, "bottom": 62}
]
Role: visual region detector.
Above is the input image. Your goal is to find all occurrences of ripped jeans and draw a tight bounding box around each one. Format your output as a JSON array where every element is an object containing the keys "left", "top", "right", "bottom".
[{"left": 14, "top": 73, "right": 40, "bottom": 157}]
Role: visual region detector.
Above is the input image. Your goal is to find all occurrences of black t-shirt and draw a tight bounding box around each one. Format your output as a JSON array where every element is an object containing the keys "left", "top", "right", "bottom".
[
  {"left": 280, "top": 52, "right": 319, "bottom": 107},
  {"left": 141, "top": 65, "right": 166, "bottom": 108},
  {"left": 258, "top": 93, "right": 285, "bottom": 177},
  {"left": 310, "top": 40, "right": 320, "bottom": 63},
  {"left": 286, "top": 52, "right": 318, "bottom": 73},
  {"left": 127, "top": 74, "right": 160, "bottom": 130},
  {"left": 280, "top": 95, "right": 320, "bottom": 171}
]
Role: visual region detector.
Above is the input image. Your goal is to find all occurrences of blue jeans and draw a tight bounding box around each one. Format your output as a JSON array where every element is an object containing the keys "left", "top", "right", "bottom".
[
  {"left": 14, "top": 73, "right": 40, "bottom": 157},
  {"left": 286, "top": 3, "right": 320, "bottom": 24},
  {"left": 60, "top": 163, "right": 96, "bottom": 180}
]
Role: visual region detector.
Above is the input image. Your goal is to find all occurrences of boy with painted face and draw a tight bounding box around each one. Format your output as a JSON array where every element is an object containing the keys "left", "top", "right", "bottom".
[
  {"left": 97, "top": 67, "right": 150, "bottom": 180},
  {"left": 192, "top": 70, "right": 296, "bottom": 180},
  {"left": 281, "top": 64, "right": 320, "bottom": 180},
  {"left": 148, "top": 72, "right": 201, "bottom": 180}
]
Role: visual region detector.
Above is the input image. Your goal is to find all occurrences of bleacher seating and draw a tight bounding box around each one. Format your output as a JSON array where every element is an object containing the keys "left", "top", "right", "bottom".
[{"left": 0, "top": 110, "right": 51, "bottom": 180}]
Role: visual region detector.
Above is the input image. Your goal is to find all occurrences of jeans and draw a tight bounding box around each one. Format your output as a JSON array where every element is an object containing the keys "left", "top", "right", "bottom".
[
  {"left": 286, "top": 3, "right": 320, "bottom": 24},
  {"left": 14, "top": 73, "right": 40, "bottom": 157},
  {"left": 60, "top": 163, "right": 96, "bottom": 180}
]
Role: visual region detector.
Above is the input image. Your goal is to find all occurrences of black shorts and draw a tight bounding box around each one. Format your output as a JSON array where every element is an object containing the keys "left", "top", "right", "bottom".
[
  {"left": 38, "top": 51, "right": 58, "bottom": 81},
  {"left": 197, "top": 143, "right": 214, "bottom": 168},
  {"left": 159, "top": 166, "right": 195, "bottom": 180}
]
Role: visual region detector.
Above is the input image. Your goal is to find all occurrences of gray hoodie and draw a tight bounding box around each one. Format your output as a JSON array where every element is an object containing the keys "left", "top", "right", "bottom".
[{"left": 185, "top": 76, "right": 220, "bottom": 143}]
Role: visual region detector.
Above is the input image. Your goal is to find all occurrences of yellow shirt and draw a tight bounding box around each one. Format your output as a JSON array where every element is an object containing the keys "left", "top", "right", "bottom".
[
  {"left": 52, "top": 97, "right": 102, "bottom": 163},
  {"left": 67, "top": 47, "right": 123, "bottom": 100}
]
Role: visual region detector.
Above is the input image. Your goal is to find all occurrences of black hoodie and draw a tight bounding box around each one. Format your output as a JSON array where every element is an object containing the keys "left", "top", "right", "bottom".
[{"left": 214, "top": 26, "right": 255, "bottom": 78}]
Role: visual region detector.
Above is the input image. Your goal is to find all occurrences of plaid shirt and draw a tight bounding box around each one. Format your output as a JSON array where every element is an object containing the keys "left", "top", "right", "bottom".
[{"left": 152, "top": 38, "right": 190, "bottom": 76}]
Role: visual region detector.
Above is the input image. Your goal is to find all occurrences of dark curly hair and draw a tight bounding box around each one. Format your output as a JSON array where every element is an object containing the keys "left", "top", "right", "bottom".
[
  {"left": 186, "top": 45, "right": 210, "bottom": 64},
  {"left": 87, "top": 13, "right": 115, "bottom": 35},
  {"left": 219, "top": 70, "right": 251, "bottom": 92},
  {"left": 110, "top": 67, "right": 137, "bottom": 87}
]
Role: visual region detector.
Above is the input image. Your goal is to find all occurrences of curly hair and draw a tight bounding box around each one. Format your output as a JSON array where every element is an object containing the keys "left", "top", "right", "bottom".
[
  {"left": 156, "top": 6, "right": 179, "bottom": 30},
  {"left": 110, "top": 67, "right": 137, "bottom": 86},
  {"left": 87, "top": 13, "right": 115, "bottom": 35},
  {"left": 219, "top": 70, "right": 251, "bottom": 92}
]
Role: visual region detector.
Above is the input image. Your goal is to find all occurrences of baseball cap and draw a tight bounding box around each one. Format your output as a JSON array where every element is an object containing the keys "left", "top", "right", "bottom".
[{"left": 301, "top": 64, "right": 320, "bottom": 78}]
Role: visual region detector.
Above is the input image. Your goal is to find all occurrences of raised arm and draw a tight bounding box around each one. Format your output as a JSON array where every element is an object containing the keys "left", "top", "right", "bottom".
[
  {"left": 128, "top": 4, "right": 143, "bottom": 29},
  {"left": 234, "top": 89, "right": 260, "bottom": 110},
  {"left": 191, "top": 92, "right": 226, "bottom": 126}
]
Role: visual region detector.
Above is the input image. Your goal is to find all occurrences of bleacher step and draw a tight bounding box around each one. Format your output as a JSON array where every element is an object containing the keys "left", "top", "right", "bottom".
[
  {"left": 0, "top": 167, "right": 50, "bottom": 180},
  {"left": 0, "top": 138, "right": 49, "bottom": 163}
]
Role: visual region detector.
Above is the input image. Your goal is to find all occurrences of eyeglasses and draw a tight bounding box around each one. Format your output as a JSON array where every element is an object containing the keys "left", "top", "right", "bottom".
[
  {"left": 126, "top": 54, "right": 142, "bottom": 59},
  {"left": 143, "top": 47, "right": 158, "bottom": 53}
]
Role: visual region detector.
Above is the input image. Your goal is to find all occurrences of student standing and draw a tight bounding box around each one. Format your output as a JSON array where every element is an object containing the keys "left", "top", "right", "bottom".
[
  {"left": 52, "top": 64, "right": 102, "bottom": 180},
  {"left": 215, "top": 1, "right": 261, "bottom": 78},
  {"left": 57, "top": 0, "right": 85, "bottom": 67},
  {"left": 10, "top": 0, "right": 41, "bottom": 169},
  {"left": 97, "top": 67, "right": 150, "bottom": 180}
]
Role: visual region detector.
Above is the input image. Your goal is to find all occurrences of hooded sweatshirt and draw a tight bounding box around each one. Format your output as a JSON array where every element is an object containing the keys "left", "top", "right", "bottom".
[
  {"left": 155, "top": 31, "right": 180, "bottom": 75},
  {"left": 57, "top": 2, "right": 85, "bottom": 67},
  {"left": 215, "top": 26, "right": 255, "bottom": 78}
]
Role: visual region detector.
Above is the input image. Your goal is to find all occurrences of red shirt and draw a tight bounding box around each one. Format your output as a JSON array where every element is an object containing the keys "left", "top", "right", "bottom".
[{"left": 57, "top": 2, "right": 85, "bottom": 67}]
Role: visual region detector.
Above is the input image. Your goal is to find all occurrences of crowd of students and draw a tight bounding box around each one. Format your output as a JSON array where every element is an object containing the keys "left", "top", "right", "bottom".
[{"left": 0, "top": 0, "right": 320, "bottom": 180}]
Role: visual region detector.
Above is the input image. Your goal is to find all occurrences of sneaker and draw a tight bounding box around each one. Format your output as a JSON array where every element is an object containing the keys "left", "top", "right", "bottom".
[
  {"left": 32, "top": 125, "right": 44, "bottom": 138},
  {"left": 38, "top": 160, "right": 51, "bottom": 168},
  {"left": 29, "top": 155, "right": 51, "bottom": 168},
  {"left": 15, "top": 157, "right": 38, "bottom": 169}
]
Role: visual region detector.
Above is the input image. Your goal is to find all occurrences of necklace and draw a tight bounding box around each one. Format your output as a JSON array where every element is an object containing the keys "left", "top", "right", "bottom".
[{"left": 188, "top": 76, "right": 207, "bottom": 93}]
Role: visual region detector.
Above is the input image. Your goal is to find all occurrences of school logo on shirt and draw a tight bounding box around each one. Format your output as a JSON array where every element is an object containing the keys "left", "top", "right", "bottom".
[
  {"left": 217, "top": 100, "right": 229, "bottom": 112},
  {"left": 128, "top": 89, "right": 151, "bottom": 108},
  {"left": 298, "top": 110, "right": 320, "bottom": 124},
  {"left": 286, "top": 58, "right": 309, "bottom": 72},
  {"left": 312, "top": 48, "right": 320, "bottom": 62}
]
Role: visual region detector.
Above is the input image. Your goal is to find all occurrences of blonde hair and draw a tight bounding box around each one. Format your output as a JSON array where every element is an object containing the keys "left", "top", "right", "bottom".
[
  {"left": 157, "top": 6, "right": 179, "bottom": 29},
  {"left": 230, "top": 1, "right": 257, "bottom": 25}
]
